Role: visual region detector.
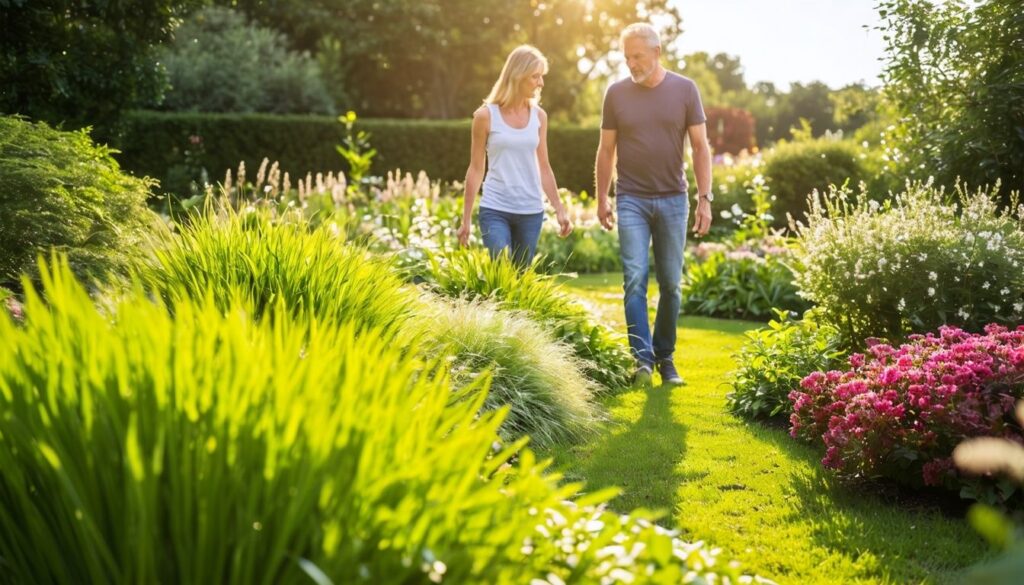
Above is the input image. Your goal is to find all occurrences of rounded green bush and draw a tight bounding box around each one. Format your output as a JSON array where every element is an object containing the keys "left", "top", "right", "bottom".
[
  {"left": 0, "top": 116, "right": 158, "bottom": 289},
  {"left": 763, "top": 138, "right": 867, "bottom": 224}
]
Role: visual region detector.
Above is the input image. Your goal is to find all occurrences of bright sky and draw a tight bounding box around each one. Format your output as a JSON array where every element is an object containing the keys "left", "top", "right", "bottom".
[{"left": 668, "top": 0, "right": 887, "bottom": 90}]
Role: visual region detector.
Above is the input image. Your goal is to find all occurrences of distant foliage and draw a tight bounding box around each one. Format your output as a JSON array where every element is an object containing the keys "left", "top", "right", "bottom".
[
  {"left": 0, "top": 0, "right": 196, "bottom": 131},
  {"left": 706, "top": 106, "right": 756, "bottom": 155},
  {"left": 160, "top": 7, "right": 334, "bottom": 114},
  {"left": 0, "top": 116, "right": 158, "bottom": 290}
]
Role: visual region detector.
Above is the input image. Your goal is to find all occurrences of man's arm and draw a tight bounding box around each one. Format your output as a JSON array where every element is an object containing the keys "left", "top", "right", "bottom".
[
  {"left": 687, "top": 122, "right": 712, "bottom": 236},
  {"left": 595, "top": 128, "right": 617, "bottom": 230}
]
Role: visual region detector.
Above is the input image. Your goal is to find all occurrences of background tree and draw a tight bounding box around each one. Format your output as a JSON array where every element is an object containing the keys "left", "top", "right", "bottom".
[
  {"left": 0, "top": 0, "right": 199, "bottom": 133},
  {"left": 829, "top": 82, "right": 882, "bottom": 136},
  {"left": 159, "top": 7, "right": 335, "bottom": 114},
  {"left": 222, "top": 0, "right": 682, "bottom": 120},
  {"left": 878, "top": 0, "right": 1024, "bottom": 196}
]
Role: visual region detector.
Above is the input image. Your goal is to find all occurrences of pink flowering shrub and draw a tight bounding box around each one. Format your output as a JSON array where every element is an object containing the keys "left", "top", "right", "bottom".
[{"left": 789, "top": 324, "right": 1024, "bottom": 503}]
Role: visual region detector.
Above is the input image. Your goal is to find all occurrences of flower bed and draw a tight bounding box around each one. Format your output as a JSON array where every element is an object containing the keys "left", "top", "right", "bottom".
[{"left": 789, "top": 324, "right": 1024, "bottom": 504}]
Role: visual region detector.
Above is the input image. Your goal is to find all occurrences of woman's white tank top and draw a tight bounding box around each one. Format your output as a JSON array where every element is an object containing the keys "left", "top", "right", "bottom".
[{"left": 480, "top": 103, "right": 545, "bottom": 214}]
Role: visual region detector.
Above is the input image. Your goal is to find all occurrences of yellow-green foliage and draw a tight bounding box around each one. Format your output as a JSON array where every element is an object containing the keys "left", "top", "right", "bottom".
[
  {"left": 0, "top": 258, "right": 760, "bottom": 584},
  {"left": 139, "top": 209, "right": 415, "bottom": 338}
]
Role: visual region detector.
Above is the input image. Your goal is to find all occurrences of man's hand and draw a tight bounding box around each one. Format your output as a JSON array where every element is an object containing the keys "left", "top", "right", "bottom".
[
  {"left": 692, "top": 198, "right": 712, "bottom": 237},
  {"left": 456, "top": 221, "right": 472, "bottom": 246},
  {"left": 598, "top": 198, "right": 615, "bottom": 231},
  {"left": 556, "top": 209, "right": 573, "bottom": 237}
]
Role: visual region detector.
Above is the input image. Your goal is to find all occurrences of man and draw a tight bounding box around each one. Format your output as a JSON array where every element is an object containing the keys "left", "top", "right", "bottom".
[{"left": 595, "top": 22, "right": 713, "bottom": 387}]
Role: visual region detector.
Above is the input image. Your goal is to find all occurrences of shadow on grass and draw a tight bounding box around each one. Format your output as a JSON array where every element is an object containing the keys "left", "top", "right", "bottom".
[
  {"left": 551, "top": 384, "right": 688, "bottom": 518},
  {"left": 749, "top": 420, "right": 992, "bottom": 583}
]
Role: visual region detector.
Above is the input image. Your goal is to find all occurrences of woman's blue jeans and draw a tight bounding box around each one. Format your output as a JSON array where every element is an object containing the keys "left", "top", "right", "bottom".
[
  {"left": 479, "top": 207, "right": 545, "bottom": 267},
  {"left": 616, "top": 193, "right": 688, "bottom": 366}
]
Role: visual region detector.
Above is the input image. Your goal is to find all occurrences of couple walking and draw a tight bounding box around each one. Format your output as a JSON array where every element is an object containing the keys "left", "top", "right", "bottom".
[{"left": 457, "top": 23, "right": 713, "bottom": 387}]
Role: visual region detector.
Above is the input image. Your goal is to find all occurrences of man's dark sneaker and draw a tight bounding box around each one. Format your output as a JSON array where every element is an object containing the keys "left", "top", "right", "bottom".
[
  {"left": 633, "top": 363, "right": 653, "bottom": 387},
  {"left": 657, "top": 359, "right": 684, "bottom": 386}
]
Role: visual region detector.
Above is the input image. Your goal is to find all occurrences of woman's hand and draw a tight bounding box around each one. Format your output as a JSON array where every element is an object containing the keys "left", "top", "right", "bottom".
[
  {"left": 456, "top": 220, "right": 472, "bottom": 246},
  {"left": 556, "top": 209, "right": 573, "bottom": 238}
]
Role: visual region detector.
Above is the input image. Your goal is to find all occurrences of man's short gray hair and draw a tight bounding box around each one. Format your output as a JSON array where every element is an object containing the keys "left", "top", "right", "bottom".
[{"left": 620, "top": 23, "right": 660, "bottom": 49}]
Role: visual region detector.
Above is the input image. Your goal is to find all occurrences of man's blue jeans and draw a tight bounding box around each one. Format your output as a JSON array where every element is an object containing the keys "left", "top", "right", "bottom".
[
  {"left": 616, "top": 193, "right": 688, "bottom": 366},
  {"left": 479, "top": 207, "right": 545, "bottom": 267}
]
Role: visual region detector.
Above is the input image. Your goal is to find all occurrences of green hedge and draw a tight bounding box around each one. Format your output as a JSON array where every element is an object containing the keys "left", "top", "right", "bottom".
[{"left": 116, "top": 111, "right": 600, "bottom": 196}]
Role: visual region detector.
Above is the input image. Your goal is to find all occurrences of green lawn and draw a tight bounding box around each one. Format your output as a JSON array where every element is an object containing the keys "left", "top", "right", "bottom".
[{"left": 545, "top": 273, "right": 993, "bottom": 584}]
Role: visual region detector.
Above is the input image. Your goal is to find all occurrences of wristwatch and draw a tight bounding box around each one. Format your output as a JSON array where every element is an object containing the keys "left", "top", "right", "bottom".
[{"left": 698, "top": 192, "right": 714, "bottom": 202}]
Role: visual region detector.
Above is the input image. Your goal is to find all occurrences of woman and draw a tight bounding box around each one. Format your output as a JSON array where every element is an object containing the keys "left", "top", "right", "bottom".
[{"left": 457, "top": 45, "right": 572, "bottom": 266}]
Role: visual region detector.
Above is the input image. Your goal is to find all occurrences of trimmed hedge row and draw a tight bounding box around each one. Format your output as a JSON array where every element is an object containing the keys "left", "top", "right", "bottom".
[{"left": 116, "top": 111, "right": 600, "bottom": 196}]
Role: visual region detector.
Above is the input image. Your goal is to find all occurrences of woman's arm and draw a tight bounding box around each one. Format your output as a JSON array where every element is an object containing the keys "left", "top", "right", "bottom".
[
  {"left": 536, "top": 108, "right": 572, "bottom": 237},
  {"left": 458, "top": 107, "right": 489, "bottom": 246}
]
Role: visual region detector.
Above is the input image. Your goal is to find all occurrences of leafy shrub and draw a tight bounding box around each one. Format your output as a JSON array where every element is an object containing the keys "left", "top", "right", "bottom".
[
  {"left": 138, "top": 209, "right": 414, "bottom": 337},
  {"left": 794, "top": 182, "right": 1024, "bottom": 345},
  {"left": 682, "top": 244, "right": 807, "bottom": 320},
  {"left": 763, "top": 138, "right": 867, "bottom": 224},
  {"left": 0, "top": 257, "right": 765, "bottom": 584},
  {"left": 789, "top": 324, "right": 1024, "bottom": 505},
  {"left": 419, "top": 297, "right": 599, "bottom": 446},
  {"left": 160, "top": 7, "right": 334, "bottom": 115},
  {"left": 728, "top": 309, "right": 846, "bottom": 419},
  {"left": 0, "top": 116, "right": 158, "bottom": 290},
  {"left": 423, "top": 249, "right": 634, "bottom": 391}
]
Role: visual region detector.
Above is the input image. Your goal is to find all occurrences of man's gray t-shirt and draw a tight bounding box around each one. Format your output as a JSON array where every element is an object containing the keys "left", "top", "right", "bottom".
[{"left": 601, "top": 71, "right": 706, "bottom": 197}]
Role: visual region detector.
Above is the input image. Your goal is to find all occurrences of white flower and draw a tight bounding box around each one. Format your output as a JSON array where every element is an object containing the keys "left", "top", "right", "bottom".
[
  {"left": 1014, "top": 302, "right": 1023, "bottom": 313},
  {"left": 958, "top": 308, "right": 970, "bottom": 320},
  {"left": 983, "top": 282, "right": 991, "bottom": 289},
  {"left": 929, "top": 272, "right": 938, "bottom": 281},
  {"left": 928, "top": 287, "right": 936, "bottom": 297},
  {"left": 1001, "top": 288, "right": 1010, "bottom": 296},
  {"left": 898, "top": 298, "right": 906, "bottom": 311}
]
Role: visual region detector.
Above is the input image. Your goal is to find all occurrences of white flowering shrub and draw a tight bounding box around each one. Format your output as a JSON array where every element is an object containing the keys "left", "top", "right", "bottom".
[{"left": 794, "top": 181, "right": 1024, "bottom": 344}]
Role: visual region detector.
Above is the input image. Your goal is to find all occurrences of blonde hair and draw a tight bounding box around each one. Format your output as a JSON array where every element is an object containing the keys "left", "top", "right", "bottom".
[
  {"left": 484, "top": 45, "right": 549, "bottom": 108},
  {"left": 620, "top": 23, "right": 661, "bottom": 50}
]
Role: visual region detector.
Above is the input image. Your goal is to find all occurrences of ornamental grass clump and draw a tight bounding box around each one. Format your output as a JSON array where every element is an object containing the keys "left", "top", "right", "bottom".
[
  {"left": 418, "top": 296, "right": 600, "bottom": 446},
  {"left": 424, "top": 248, "right": 633, "bottom": 391},
  {"left": 794, "top": 181, "right": 1024, "bottom": 346},
  {"left": 139, "top": 209, "right": 414, "bottom": 338},
  {"left": 789, "top": 324, "right": 1024, "bottom": 505},
  {"left": 0, "top": 116, "right": 159, "bottom": 290},
  {"left": 0, "top": 258, "right": 766, "bottom": 584}
]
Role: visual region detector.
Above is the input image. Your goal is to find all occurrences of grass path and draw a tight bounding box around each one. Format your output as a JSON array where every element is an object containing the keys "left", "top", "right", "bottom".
[{"left": 546, "top": 273, "right": 992, "bottom": 584}]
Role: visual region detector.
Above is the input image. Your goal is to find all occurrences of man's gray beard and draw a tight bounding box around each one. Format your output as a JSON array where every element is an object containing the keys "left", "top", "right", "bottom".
[{"left": 631, "top": 70, "right": 651, "bottom": 83}]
